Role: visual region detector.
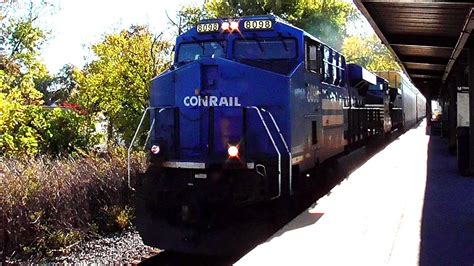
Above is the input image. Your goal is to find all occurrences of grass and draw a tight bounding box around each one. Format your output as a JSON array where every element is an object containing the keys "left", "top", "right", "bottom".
[{"left": 0, "top": 150, "right": 147, "bottom": 260}]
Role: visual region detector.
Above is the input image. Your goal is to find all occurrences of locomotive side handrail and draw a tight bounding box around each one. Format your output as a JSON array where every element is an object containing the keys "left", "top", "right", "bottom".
[
  {"left": 127, "top": 106, "right": 170, "bottom": 191},
  {"left": 260, "top": 108, "right": 293, "bottom": 195},
  {"left": 246, "top": 106, "right": 282, "bottom": 199}
]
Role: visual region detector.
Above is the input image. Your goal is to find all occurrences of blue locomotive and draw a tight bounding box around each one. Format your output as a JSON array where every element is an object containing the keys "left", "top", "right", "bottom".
[{"left": 133, "top": 15, "right": 425, "bottom": 254}]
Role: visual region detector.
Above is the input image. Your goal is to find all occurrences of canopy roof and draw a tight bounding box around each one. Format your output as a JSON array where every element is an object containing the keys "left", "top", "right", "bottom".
[{"left": 353, "top": 0, "right": 474, "bottom": 98}]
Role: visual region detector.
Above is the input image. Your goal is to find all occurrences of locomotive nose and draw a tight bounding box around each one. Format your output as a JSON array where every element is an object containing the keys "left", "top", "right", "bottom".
[
  {"left": 151, "top": 57, "right": 288, "bottom": 165},
  {"left": 173, "top": 61, "right": 246, "bottom": 162}
]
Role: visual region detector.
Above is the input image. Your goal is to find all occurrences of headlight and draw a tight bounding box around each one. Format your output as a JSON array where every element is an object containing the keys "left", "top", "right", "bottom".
[
  {"left": 227, "top": 145, "right": 239, "bottom": 158},
  {"left": 150, "top": 145, "right": 160, "bottom": 155}
]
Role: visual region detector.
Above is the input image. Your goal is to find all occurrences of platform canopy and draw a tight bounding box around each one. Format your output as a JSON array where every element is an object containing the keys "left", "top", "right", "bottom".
[{"left": 353, "top": 0, "right": 474, "bottom": 98}]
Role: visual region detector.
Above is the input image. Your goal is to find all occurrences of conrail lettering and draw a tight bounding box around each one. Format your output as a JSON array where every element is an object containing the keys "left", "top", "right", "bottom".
[{"left": 183, "top": 96, "right": 241, "bottom": 107}]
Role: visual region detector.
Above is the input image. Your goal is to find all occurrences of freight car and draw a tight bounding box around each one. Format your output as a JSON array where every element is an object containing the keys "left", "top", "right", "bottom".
[
  {"left": 376, "top": 71, "right": 426, "bottom": 128},
  {"left": 131, "top": 15, "right": 426, "bottom": 255}
]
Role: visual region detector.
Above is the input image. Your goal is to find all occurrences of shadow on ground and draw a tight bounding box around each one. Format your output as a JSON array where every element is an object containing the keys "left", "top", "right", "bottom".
[
  {"left": 143, "top": 130, "right": 406, "bottom": 265},
  {"left": 420, "top": 136, "right": 474, "bottom": 266}
]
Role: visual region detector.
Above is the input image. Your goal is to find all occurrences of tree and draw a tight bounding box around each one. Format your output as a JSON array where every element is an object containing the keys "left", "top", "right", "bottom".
[
  {"left": 167, "top": 6, "right": 207, "bottom": 36},
  {"left": 185, "top": 0, "right": 356, "bottom": 49},
  {"left": 342, "top": 35, "right": 400, "bottom": 72},
  {"left": 0, "top": 1, "right": 48, "bottom": 155},
  {"left": 0, "top": 0, "right": 53, "bottom": 104},
  {"left": 0, "top": 1, "right": 91, "bottom": 156},
  {"left": 37, "top": 64, "right": 78, "bottom": 105},
  {"left": 74, "top": 26, "right": 172, "bottom": 146}
]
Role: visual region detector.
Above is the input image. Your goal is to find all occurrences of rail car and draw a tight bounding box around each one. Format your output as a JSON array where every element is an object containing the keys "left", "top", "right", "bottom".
[
  {"left": 376, "top": 71, "right": 426, "bottom": 128},
  {"left": 132, "top": 15, "right": 426, "bottom": 255}
]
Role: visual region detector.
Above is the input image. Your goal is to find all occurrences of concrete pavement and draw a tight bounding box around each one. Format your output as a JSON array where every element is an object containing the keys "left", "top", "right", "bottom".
[{"left": 237, "top": 122, "right": 473, "bottom": 266}]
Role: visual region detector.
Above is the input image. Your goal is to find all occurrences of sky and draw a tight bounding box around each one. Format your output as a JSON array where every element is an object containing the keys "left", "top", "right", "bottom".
[{"left": 39, "top": 0, "right": 203, "bottom": 73}]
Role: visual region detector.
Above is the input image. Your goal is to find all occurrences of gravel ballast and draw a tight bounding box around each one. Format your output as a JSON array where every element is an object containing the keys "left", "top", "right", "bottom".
[{"left": 4, "top": 229, "right": 159, "bottom": 264}]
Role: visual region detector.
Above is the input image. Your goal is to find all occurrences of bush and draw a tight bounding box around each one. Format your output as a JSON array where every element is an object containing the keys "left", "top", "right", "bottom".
[
  {"left": 0, "top": 151, "right": 147, "bottom": 259},
  {"left": 38, "top": 108, "right": 94, "bottom": 155},
  {"left": 0, "top": 93, "right": 94, "bottom": 156}
]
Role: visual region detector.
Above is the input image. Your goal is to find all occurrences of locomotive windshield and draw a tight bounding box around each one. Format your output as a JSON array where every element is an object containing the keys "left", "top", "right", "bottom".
[
  {"left": 177, "top": 41, "right": 226, "bottom": 64},
  {"left": 234, "top": 39, "right": 296, "bottom": 60},
  {"left": 233, "top": 38, "right": 298, "bottom": 74}
]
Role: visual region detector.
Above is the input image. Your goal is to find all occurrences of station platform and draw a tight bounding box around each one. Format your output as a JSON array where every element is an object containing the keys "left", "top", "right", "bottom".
[{"left": 237, "top": 121, "right": 474, "bottom": 266}]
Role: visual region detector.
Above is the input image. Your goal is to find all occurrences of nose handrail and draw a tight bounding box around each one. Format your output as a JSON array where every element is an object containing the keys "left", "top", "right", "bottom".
[
  {"left": 127, "top": 106, "right": 170, "bottom": 191},
  {"left": 245, "top": 106, "right": 293, "bottom": 199},
  {"left": 246, "top": 106, "right": 281, "bottom": 199},
  {"left": 143, "top": 119, "right": 156, "bottom": 150},
  {"left": 128, "top": 105, "right": 291, "bottom": 198},
  {"left": 260, "top": 108, "right": 292, "bottom": 195}
]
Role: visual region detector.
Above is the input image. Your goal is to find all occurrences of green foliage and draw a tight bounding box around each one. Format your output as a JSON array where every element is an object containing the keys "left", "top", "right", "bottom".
[
  {"left": 6, "top": 17, "right": 46, "bottom": 60},
  {"left": 342, "top": 35, "right": 401, "bottom": 72},
  {"left": 179, "top": 0, "right": 356, "bottom": 49},
  {"left": 0, "top": 2, "right": 68, "bottom": 156},
  {"left": 46, "top": 230, "right": 82, "bottom": 251},
  {"left": 0, "top": 91, "right": 39, "bottom": 155},
  {"left": 99, "top": 205, "right": 134, "bottom": 232},
  {"left": 1, "top": 1, "right": 51, "bottom": 93},
  {"left": 74, "top": 26, "right": 172, "bottom": 145},
  {"left": 0, "top": 94, "right": 93, "bottom": 156},
  {"left": 39, "top": 108, "right": 92, "bottom": 155},
  {"left": 0, "top": 2, "right": 97, "bottom": 157}
]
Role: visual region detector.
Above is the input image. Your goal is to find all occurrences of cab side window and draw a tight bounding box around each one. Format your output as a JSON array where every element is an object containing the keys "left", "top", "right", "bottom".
[
  {"left": 306, "top": 40, "right": 346, "bottom": 87},
  {"left": 305, "top": 40, "right": 323, "bottom": 74},
  {"left": 338, "top": 56, "right": 346, "bottom": 87},
  {"left": 323, "top": 46, "right": 331, "bottom": 82},
  {"left": 324, "top": 46, "right": 346, "bottom": 87},
  {"left": 308, "top": 45, "right": 317, "bottom": 71},
  {"left": 333, "top": 53, "right": 339, "bottom": 84},
  {"left": 338, "top": 56, "right": 343, "bottom": 86}
]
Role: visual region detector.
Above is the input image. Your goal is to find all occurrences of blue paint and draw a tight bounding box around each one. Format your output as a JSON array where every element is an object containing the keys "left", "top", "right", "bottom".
[{"left": 148, "top": 15, "right": 418, "bottom": 172}]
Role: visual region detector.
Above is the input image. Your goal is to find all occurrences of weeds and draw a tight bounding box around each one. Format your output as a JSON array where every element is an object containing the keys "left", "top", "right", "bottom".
[{"left": 0, "top": 150, "right": 147, "bottom": 259}]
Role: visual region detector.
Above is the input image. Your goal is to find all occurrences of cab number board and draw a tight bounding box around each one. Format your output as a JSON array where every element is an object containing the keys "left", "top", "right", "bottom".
[
  {"left": 243, "top": 20, "right": 273, "bottom": 30},
  {"left": 197, "top": 22, "right": 219, "bottom": 33}
]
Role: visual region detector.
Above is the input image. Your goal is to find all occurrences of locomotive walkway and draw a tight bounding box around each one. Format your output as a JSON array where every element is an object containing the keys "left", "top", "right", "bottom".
[{"left": 237, "top": 121, "right": 474, "bottom": 266}]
